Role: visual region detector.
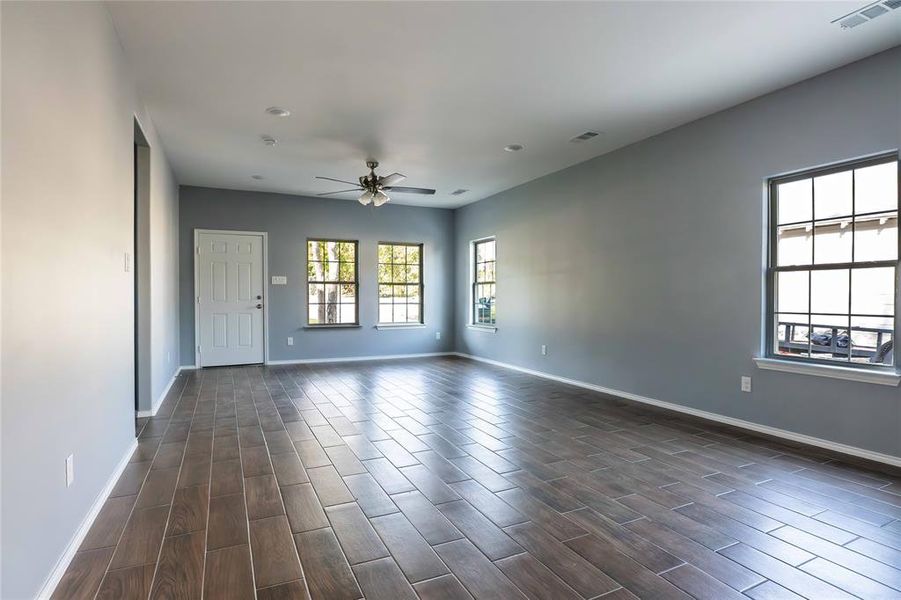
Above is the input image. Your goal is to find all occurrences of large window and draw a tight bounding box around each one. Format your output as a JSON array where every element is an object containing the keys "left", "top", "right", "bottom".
[
  {"left": 307, "top": 240, "right": 358, "bottom": 325},
  {"left": 768, "top": 155, "right": 898, "bottom": 367},
  {"left": 472, "top": 238, "right": 496, "bottom": 325},
  {"left": 378, "top": 243, "right": 423, "bottom": 324}
]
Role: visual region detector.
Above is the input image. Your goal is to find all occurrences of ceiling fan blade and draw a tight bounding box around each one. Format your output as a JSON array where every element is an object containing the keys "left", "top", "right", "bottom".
[
  {"left": 317, "top": 188, "right": 362, "bottom": 196},
  {"left": 382, "top": 186, "right": 436, "bottom": 195},
  {"left": 378, "top": 172, "right": 406, "bottom": 187},
  {"left": 316, "top": 176, "right": 360, "bottom": 186}
]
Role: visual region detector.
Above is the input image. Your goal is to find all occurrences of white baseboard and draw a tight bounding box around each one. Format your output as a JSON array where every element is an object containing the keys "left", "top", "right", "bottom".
[
  {"left": 136, "top": 366, "right": 188, "bottom": 417},
  {"left": 37, "top": 438, "right": 138, "bottom": 600},
  {"left": 454, "top": 352, "right": 901, "bottom": 468},
  {"left": 266, "top": 351, "right": 455, "bottom": 366}
]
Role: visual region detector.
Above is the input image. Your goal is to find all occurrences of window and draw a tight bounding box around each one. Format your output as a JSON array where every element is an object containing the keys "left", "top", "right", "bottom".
[
  {"left": 768, "top": 155, "right": 898, "bottom": 367},
  {"left": 472, "top": 238, "right": 496, "bottom": 325},
  {"left": 378, "top": 243, "right": 423, "bottom": 324},
  {"left": 307, "top": 240, "right": 358, "bottom": 325}
]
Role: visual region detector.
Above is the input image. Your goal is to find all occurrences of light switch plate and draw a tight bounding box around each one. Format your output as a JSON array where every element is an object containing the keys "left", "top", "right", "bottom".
[
  {"left": 65, "top": 454, "right": 75, "bottom": 487},
  {"left": 271, "top": 275, "right": 287, "bottom": 285},
  {"left": 741, "top": 376, "right": 752, "bottom": 393},
  {"left": 287, "top": 337, "right": 294, "bottom": 346}
]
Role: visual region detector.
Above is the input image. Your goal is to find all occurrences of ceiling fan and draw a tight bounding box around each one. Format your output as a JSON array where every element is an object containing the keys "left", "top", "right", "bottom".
[{"left": 316, "top": 160, "right": 436, "bottom": 206}]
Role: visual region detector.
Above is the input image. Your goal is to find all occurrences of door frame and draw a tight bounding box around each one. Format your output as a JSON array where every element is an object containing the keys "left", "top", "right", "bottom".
[{"left": 193, "top": 228, "right": 270, "bottom": 368}]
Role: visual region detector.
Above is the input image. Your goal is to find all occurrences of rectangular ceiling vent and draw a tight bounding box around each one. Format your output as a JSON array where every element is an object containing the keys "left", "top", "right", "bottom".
[
  {"left": 569, "top": 131, "right": 600, "bottom": 143},
  {"left": 834, "top": 0, "right": 896, "bottom": 28},
  {"left": 451, "top": 189, "right": 468, "bottom": 196}
]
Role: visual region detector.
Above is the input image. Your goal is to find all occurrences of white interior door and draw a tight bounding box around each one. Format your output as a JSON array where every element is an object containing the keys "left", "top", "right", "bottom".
[{"left": 196, "top": 231, "right": 265, "bottom": 367}]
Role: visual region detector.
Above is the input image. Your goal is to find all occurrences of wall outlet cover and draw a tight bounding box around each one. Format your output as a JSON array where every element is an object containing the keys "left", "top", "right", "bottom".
[
  {"left": 741, "top": 376, "right": 752, "bottom": 393},
  {"left": 435, "top": 331, "right": 441, "bottom": 340},
  {"left": 287, "top": 337, "right": 294, "bottom": 346},
  {"left": 541, "top": 344, "right": 547, "bottom": 356}
]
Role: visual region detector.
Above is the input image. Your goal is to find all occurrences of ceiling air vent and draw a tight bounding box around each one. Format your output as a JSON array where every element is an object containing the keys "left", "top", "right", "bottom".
[
  {"left": 834, "top": 0, "right": 897, "bottom": 28},
  {"left": 569, "top": 131, "right": 600, "bottom": 143},
  {"left": 451, "top": 189, "right": 469, "bottom": 196}
]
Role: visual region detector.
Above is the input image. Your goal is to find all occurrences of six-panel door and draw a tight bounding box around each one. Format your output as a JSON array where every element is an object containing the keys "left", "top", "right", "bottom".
[{"left": 197, "top": 232, "right": 265, "bottom": 366}]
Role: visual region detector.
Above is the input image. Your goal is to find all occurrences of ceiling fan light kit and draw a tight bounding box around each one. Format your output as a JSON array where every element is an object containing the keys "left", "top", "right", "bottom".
[{"left": 317, "top": 160, "right": 436, "bottom": 208}]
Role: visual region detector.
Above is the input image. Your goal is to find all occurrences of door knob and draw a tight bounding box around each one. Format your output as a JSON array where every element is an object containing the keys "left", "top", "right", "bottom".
[
  {"left": 256, "top": 295, "right": 262, "bottom": 300},
  {"left": 256, "top": 304, "right": 262, "bottom": 309}
]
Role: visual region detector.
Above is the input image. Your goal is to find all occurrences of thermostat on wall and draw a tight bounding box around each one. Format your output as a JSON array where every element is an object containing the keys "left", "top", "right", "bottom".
[{"left": 271, "top": 275, "right": 287, "bottom": 285}]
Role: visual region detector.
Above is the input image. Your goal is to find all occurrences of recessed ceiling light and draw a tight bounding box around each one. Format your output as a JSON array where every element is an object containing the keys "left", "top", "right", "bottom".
[
  {"left": 504, "top": 144, "right": 524, "bottom": 152},
  {"left": 251, "top": 175, "right": 264, "bottom": 180},
  {"left": 260, "top": 135, "right": 278, "bottom": 146},
  {"left": 265, "top": 106, "right": 291, "bottom": 117}
]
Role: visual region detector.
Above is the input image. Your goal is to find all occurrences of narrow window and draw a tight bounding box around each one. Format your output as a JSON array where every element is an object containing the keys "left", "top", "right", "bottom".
[
  {"left": 473, "top": 238, "right": 497, "bottom": 325},
  {"left": 378, "top": 242, "right": 423, "bottom": 324},
  {"left": 307, "top": 240, "right": 358, "bottom": 325},
  {"left": 768, "top": 155, "right": 898, "bottom": 367}
]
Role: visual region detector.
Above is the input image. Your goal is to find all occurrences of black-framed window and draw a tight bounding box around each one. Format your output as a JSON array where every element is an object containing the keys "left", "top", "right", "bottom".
[
  {"left": 472, "top": 238, "right": 496, "bottom": 325},
  {"left": 767, "top": 154, "right": 898, "bottom": 367},
  {"left": 378, "top": 242, "right": 423, "bottom": 324},
  {"left": 307, "top": 239, "right": 358, "bottom": 325}
]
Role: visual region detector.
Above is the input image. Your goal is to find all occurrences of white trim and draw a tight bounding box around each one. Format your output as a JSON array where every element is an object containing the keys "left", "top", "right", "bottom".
[
  {"left": 454, "top": 352, "right": 901, "bottom": 468},
  {"left": 266, "top": 351, "right": 455, "bottom": 366},
  {"left": 375, "top": 324, "right": 427, "bottom": 330},
  {"left": 753, "top": 357, "right": 900, "bottom": 386},
  {"left": 193, "top": 229, "right": 269, "bottom": 368},
  {"left": 136, "top": 366, "right": 188, "bottom": 417},
  {"left": 37, "top": 438, "right": 139, "bottom": 600},
  {"left": 466, "top": 325, "right": 497, "bottom": 333}
]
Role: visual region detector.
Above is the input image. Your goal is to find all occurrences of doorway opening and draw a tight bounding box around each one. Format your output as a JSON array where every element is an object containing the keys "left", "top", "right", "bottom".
[{"left": 134, "top": 119, "right": 151, "bottom": 433}]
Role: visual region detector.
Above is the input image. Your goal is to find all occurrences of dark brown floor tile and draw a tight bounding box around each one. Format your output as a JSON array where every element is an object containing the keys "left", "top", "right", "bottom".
[
  {"left": 96, "top": 564, "right": 155, "bottom": 600},
  {"left": 370, "top": 511, "right": 449, "bottom": 583},
  {"left": 257, "top": 579, "right": 311, "bottom": 600},
  {"left": 249, "top": 516, "right": 303, "bottom": 588},
  {"left": 50, "top": 547, "right": 114, "bottom": 600},
  {"left": 413, "top": 574, "right": 474, "bottom": 600},
  {"left": 204, "top": 544, "right": 256, "bottom": 600},
  {"left": 294, "top": 528, "right": 362, "bottom": 600},
  {"left": 325, "top": 502, "right": 389, "bottom": 564},
  {"left": 207, "top": 493, "right": 249, "bottom": 549},
  {"left": 433, "top": 539, "right": 527, "bottom": 599},
  {"left": 282, "top": 482, "right": 329, "bottom": 533},
  {"left": 246, "top": 474, "right": 285, "bottom": 520},
  {"left": 437, "top": 499, "right": 522, "bottom": 560},
  {"left": 149, "top": 530, "right": 205, "bottom": 599},
  {"left": 495, "top": 552, "right": 582, "bottom": 600},
  {"left": 271, "top": 451, "right": 309, "bottom": 486},
  {"left": 307, "top": 465, "right": 354, "bottom": 506},
  {"left": 210, "top": 458, "right": 244, "bottom": 497},
  {"left": 109, "top": 505, "right": 170, "bottom": 570},
  {"left": 352, "top": 557, "right": 417, "bottom": 599},
  {"left": 167, "top": 484, "right": 208, "bottom": 536},
  {"left": 80, "top": 495, "right": 137, "bottom": 551}
]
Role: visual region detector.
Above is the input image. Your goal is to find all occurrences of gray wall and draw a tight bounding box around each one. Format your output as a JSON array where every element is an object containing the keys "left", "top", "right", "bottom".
[
  {"left": 454, "top": 48, "right": 901, "bottom": 459},
  {"left": 0, "top": 2, "right": 180, "bottom": 597},
  {"left": 179, "top": 186, "right": 455, "bottom": 364}
]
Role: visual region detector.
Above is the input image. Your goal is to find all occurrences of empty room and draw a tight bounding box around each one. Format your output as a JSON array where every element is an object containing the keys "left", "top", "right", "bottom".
[{"left": 2, "top": 1, "right": 901, "bottom": 599}]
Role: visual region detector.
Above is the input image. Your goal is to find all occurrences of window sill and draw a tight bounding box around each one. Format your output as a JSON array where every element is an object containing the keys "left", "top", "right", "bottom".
[
  {"left": 466, "top": 324, "right": 497, "bottom": 333},
  {"left": 753, "top": 357, "right": 900, "bottom": 386},
  {"left": 375, "top": 324, "right": 426, "bottom": 330},
  {"left": 303, "top": 324, "right": 362, "bottom": 330}
]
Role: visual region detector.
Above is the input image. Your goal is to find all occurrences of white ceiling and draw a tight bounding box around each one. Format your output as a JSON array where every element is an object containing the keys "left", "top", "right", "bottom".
[{"left": 108, "top": 1, "right": 901, "bottom": 208}]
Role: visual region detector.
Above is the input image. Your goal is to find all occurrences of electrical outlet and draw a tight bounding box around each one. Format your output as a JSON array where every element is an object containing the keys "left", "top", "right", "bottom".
[
  {"left": 741, "top": 376, "right": 752, "bottom": 393},
  {"left": 124, "top": 252, "right": 131, "bottom": 272},
  {"left": 287, "top": 337, "right": 294, "bottom": 346},
  {"left": 541, "top": 344, "right": 547, "bottom": 356},
  {"left": 435, "top": 331, "right": 441, "bottom": 340},
  {"left": 65, "top": 454, "right": 75, "bottom": 487}
]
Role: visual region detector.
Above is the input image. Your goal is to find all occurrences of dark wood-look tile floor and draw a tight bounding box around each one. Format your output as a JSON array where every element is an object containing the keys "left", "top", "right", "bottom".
[{"left": 55, "top": 356, "right": 901, "bottom": 599}]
